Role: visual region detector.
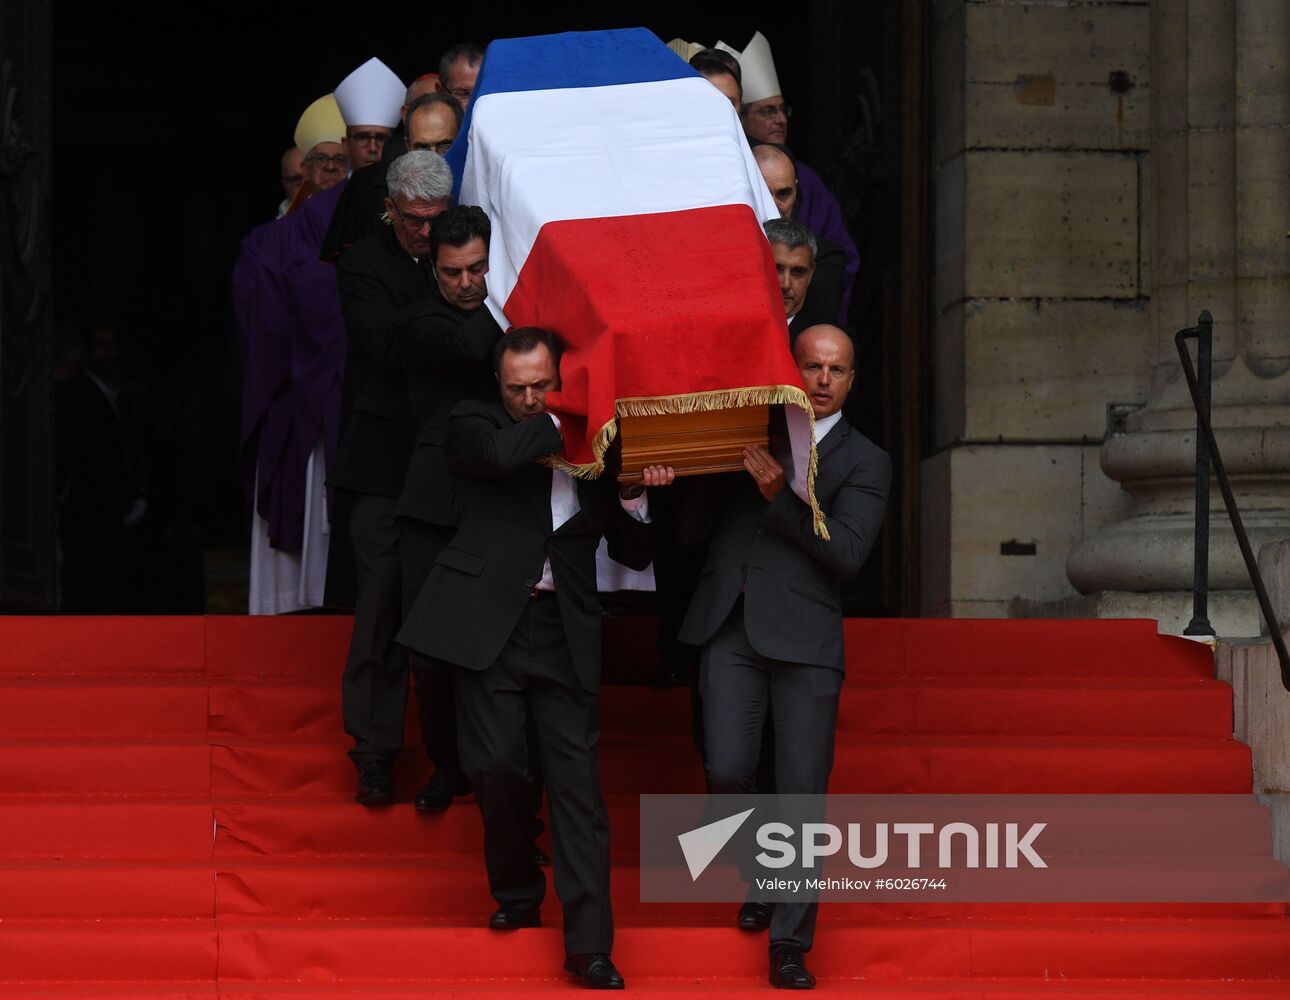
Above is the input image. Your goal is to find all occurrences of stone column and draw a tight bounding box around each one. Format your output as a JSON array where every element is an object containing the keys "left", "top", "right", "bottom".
[
  {"left": 1066, "top": 0, "right": 1290, "bottom": 637},
  {"left": 924, "top": 0, "right": 1153, "bottom": 618}
]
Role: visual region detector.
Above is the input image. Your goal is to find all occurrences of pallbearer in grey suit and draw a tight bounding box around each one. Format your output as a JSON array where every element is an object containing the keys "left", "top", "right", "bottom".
[{"left": 678, "top": 325, "right": 891, "bottom": 990}]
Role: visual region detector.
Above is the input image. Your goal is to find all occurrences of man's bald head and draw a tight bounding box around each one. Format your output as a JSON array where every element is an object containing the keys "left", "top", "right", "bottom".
[
  {"left": 753, "top": 144, "right": 798, "bottom": 218},
  {"left": 795, "top": 325, "right": 854, "bottom": 367},
  {"left": 402, "top": 75, "right": 439, "bottom": 123},
  {"left": 794, "top": 325, "right": 855, "bottom": 419}
]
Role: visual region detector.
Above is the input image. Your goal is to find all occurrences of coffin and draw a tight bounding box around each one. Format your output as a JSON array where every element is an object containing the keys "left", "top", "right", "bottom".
[{"left": 617, "top": 406, "right": 768, "bottom": 482}]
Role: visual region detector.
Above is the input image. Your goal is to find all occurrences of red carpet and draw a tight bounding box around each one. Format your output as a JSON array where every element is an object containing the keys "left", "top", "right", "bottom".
[{"left": 0, "top": 614, "right": 1287, "bottom": 996}]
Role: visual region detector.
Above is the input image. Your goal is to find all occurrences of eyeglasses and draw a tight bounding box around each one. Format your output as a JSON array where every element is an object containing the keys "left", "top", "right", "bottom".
[
  {"left": 281, "top": 173, "right": 304, "bottom": 185},
  {"left": 747, "top": 103, "right": 791, "bottom": 120},
  {"left": 411, "top": 139, "right": 455, "bottom": 155},
  {"left": 390, "top": 202, "right": 439, "bottom": 231},
  {"left": 304, "top": 153, "right": 349, "bottom": 169},
  {"left": 349, "top": 130, "right": 391, "bottom": 146}
]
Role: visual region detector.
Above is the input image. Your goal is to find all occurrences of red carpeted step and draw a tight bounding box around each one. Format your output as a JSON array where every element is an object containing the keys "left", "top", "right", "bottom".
[
  {"left": 598, "top": 679, "right": 1235, "bottom": 740},
  {"left": 860, "top": 678, "right": 1233, "bottom": 738},
  {"left": 213, "top": 800, "right": 490, "bottom": 860},
  {"left": 198, "top": 678, "right": 1235, "bottom": 742},
  {"left": 208, "top": 681, "right": 338, "bottom": 738},
  {"left": 0, "top": 863, "right": 215, "bottom": 919},
  {"left": 204, "top": 614, "right": 354, "bottom": 679},
  {"left": 6, "top": 984, "right": 1290, "bottom": 998},
  {"left": 0, "top": 920, "right": 217, "bottom": 985},
  {"left": 195, "top": 733, "right": 1252, "bottom": 800},
  {"left": 172, "top": 986, "right": 1290, "bottom": 999},
  {"left": 0, "top": 674, "right": 1233, "bottom": 744},
  {"left": 0, "top": 681, "right": 210, "bottom": 738},
  {"left": 0, "top": 993, "right": 216, "bottom": 999},
  {"left": 602, "top": 735, "right": 1254, "bottom": 795},
  {"left": 0, "top": 617, "right": 1211, "bottom": 682},
  {"left": 843, "top": 619, "right": 1214, "bottom": 680},
  {"left": 0, "top": 802, "right": 213, "bottom": 860},
  {"left": 210, "top": 921, "right": 1290, "bottom": 984},
  {"left": 205, "top": 737, "right": 690, "bottom": 799},
  {"left": 210, "top": 860, "right": 1288, "bottom": 924},
  {"left": 0, "top": 615, "right": 1282, "bottom": 997},
  {"left": 0, "top": 742, "right": 211, "bottom": 797},
  {"left": 0, "top": 617, "right": 207, "bottom": 677},
  {"left": 827, "top": 735, "right": 1253, "bottom": 794}
]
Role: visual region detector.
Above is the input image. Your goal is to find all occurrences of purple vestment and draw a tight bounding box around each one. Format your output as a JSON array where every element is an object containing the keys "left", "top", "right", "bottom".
[
  {"left": 233, "top": 182, "right": 348, "bottom": 551},
  {"left": 795, "top": 159, "right": 860, "bottom": 322}
]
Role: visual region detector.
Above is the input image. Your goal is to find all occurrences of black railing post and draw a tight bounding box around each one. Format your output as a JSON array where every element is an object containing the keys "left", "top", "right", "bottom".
[
  {"left": 1175, "top": 312, "right": 1290, "bottom": 692},
  {"left": 1184, "top": 310, "right": 1215, "bottom": 638}
]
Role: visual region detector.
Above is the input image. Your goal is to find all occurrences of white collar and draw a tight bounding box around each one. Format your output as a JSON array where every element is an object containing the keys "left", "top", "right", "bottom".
[{"left": 813, "top": 411, "right": 843, "bottom": 443}]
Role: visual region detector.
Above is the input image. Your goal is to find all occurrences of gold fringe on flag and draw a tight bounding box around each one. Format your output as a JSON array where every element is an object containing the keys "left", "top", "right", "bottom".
[{"left": 542, "top": 384, "right": 830, "bottom": 540}]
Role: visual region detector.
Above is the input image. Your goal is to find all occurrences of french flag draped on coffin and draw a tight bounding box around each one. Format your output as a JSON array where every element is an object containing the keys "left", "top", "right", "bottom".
[{"left": 446, "top": 27, "right": 827, "bottom": 536}]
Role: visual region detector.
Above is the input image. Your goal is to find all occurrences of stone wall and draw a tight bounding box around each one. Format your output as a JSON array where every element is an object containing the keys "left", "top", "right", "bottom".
[
  {"left": 926, "top": 0, "right": 1154, "bottom": 616},
  {"left": 1062, "top": 0, "right": 1290, "bottom": 637}
]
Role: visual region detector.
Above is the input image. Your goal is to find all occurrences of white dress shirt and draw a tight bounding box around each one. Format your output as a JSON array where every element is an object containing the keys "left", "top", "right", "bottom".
[
  {"left": 813, "top": 410, "right": 842, "bottom": 444},
  {"left": 535, "top": 413, "right": 650, "bottom": 592}
]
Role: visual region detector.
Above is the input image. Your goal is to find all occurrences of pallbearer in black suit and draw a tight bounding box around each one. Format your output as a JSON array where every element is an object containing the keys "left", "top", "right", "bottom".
[
  {"left": 678, "top": 325, "right": 891, "bottom": 990},
  {"left": 393, "top": 205, "right": 503, "bottom": 811},
  {"left": 331, "top": 150, "right": 451, "bottom": 806},
  {"left": 398, "top": 329, "right": 672, "bottom": 990}
]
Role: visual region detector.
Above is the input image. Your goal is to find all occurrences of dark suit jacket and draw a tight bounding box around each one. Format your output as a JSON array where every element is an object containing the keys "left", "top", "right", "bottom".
[
  {"left": 329, "top": 224, "right": 427, "bottom": 498},
  {"left": 320, "top": 136, "right": 406, "bottom": 262},
  {"left": 677, "top": 416, "right": 891, "bottom": 671},
  {"left": 397, "top": 399, "right": 653, "bottom": 692},
  {"left": 394, "top": 296, "right": 503, "bottom": 526}
]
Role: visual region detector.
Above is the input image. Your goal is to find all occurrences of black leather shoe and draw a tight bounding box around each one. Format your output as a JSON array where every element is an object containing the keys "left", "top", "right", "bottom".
[
  {"left": 354, "top": 760, "right": 394, "bottom": 807},
  {"left": 414, "top": 766, "right": 471, "bottom": 812},
  {"left": 738, "top": 900, "right": 774, "bottom": 931},
  {"left": 488, "top": 903, "right": 541, "bottom": 930},
  {"left": 564, "top": 952, "right": 625, "bottom": 989},
  {"left": 769, "top": 943, "right": 815, "bottom": 989}
]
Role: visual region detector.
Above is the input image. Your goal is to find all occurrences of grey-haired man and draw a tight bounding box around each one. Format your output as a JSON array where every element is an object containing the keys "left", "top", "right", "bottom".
[{"left": 330, "top": 150, "right": 453, "bottom": 807}]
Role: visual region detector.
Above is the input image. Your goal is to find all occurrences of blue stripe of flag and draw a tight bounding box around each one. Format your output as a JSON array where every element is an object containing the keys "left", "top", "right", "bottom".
[{"left": 445, "top": 27, "right": 697, "bottom": 195}]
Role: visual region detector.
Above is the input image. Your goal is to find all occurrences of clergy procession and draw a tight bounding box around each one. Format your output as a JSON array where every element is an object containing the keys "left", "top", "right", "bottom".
[{"left": 233, "top": 28, "right": 888, "bottom": 990}]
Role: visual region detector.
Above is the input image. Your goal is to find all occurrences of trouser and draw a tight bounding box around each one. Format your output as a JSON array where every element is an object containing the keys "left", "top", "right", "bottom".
[
  {"left": 454, "top": 593, "right": 613, "bottom": 956},
  {"left": 340, "top": 494, "right": 408, "bottom": 765},
  {"left": 700, "top": 600, "right": 843, "bottom": 951},
  {"left": 651, "top": 487, "right": 708, "bottom": 674},
  {"left": 398, "top": 517, "right": 460, "bottom": 770}
]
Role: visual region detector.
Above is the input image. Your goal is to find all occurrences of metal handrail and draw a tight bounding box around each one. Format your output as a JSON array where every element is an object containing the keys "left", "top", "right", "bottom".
[{"left": 1175, "top": 311, "right": 1290, "bottom": 691}]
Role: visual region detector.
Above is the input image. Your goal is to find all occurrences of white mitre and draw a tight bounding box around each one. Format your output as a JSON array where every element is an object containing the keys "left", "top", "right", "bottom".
[
  {"left": 334, "top": 57, "right": 405, "bottom": 128},
  {"left": 715, "top": 31, "right": 781, "bottom": 103}
]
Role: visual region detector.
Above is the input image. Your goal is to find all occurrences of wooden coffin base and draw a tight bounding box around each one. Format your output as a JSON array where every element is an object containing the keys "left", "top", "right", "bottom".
[{"left": 617, "top": 405, "right": 769, "bottom": 482}]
